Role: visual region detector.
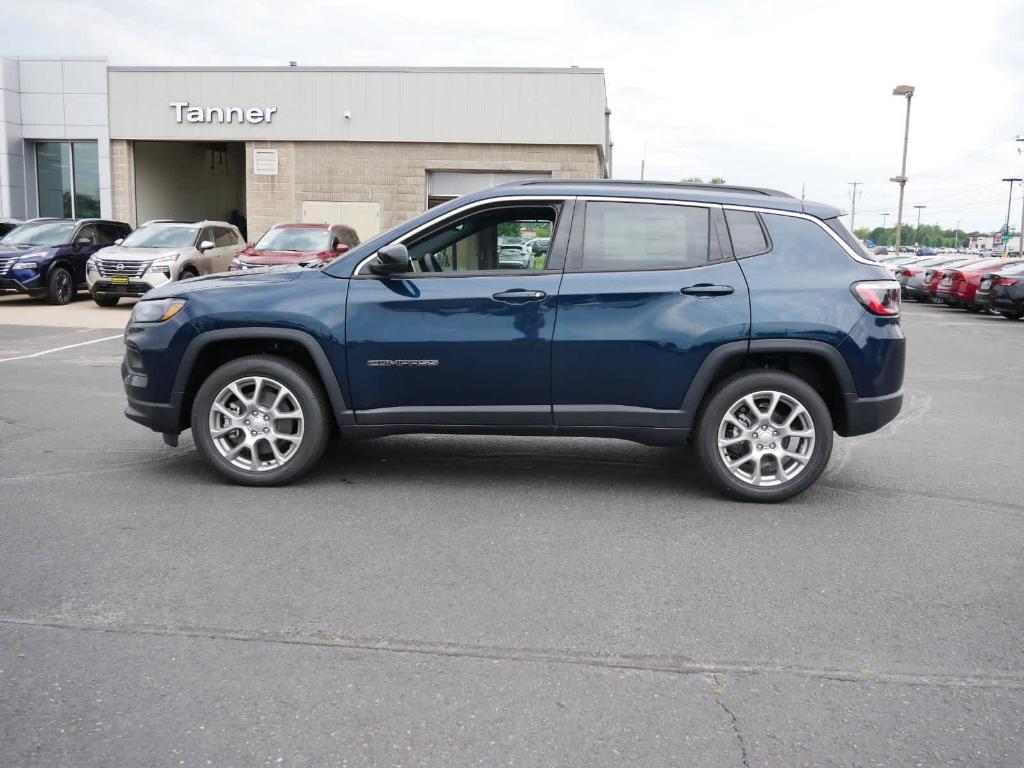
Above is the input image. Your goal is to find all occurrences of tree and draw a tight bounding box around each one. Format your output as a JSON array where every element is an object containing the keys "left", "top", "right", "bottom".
[
  {"left": 680, "top": 177, "right": 727, "bottom": 184},
  {"left": 709, "top": 177, "right": 726, "bottom": 185}
]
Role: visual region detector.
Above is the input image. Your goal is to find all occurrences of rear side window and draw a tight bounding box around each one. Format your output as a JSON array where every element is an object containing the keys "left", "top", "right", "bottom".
[
  {"left": 725, "top": 211, "right": 769, "bottom": 257},
  {"left": 582, "top": 202, "right": 709, "bottom": 270}
]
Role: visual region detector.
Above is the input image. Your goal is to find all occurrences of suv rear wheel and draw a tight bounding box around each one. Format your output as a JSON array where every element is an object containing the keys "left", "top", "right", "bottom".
[
  {"left": 191, "top": 355, "right": 330, "bottom": 486},
  {"left": 695, "top": 370, "right": 833, "bottom": 502}
]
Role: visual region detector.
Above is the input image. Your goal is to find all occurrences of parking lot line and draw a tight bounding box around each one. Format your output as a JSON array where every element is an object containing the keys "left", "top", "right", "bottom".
[{"left": 0, "top": 333, "right": 123, "bottom": 363}]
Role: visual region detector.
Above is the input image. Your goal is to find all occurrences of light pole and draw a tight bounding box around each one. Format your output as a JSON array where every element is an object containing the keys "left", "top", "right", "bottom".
[
  {"left": 914, "top": 205, "right": 926, "bottom": 248},
  {"left": 1002, "top": 177, "right": 1022, "bottom": 256},
  {"left": 953, "top": 220, "right": 960, "bottom": 250},
  {"left": 891, "top": 85, "right": 915, "bottom": 253},
  {"left": 848, "top": 181, "right": 861, "bottom": 233},
  {"left": 1017, "top": 137, "right": 1024, "bottom": 258}
]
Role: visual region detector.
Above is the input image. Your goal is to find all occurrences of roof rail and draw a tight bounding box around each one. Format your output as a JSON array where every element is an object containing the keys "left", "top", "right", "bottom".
[
  {"left": 141, "top": 219, "right": 196, "bottom": 225},
  {"left": 504, "top": 178, "right": 795, "bottom": 198}
]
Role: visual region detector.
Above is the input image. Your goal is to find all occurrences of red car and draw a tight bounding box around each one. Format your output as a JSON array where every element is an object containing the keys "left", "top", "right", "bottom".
[
  {"left": 230, "top": 223, "right": 360, "bottom": 270},
  {"left": 937, "top": 257, "right": 1024, "bottom": 310},
  {"left": 920, "top": 257, "right": 991, "bottom": 302}
]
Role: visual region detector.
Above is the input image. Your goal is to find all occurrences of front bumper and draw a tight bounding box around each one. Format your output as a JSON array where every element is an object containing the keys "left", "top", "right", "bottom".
[
  {"left": 88, "top": 267, "right": 172, "bottom": 297},
  {"left": 0, "top": 269, "right": 45, "bottom": 295}
]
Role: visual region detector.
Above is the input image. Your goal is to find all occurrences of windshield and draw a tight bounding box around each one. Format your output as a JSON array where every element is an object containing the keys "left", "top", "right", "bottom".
[
  {"left": 120, "top": 225, "right": 199, "bottom": 248},
  {"left": 1, "top": 221, "right": 76, "bottom": 246},
  {"left": 255, "top": 228, "right": 329, "bottom": 252}
]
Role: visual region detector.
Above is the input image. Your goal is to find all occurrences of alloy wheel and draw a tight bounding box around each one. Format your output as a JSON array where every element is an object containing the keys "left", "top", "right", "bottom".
[
  {"left": 56, "top": 271, "right": 72, "bottom": 303},
  {"left": 208, "top": 375, "right": 305, "bottom": 472},
  {"left": 717, "top": 390, "right": 816, "bottom": 487}
]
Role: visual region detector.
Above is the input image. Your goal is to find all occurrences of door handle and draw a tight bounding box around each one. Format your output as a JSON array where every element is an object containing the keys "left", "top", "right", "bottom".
[
  {"left": 492, "top": 289, "right": 547, "bottom": 303},
  {"left": 680, "top": 283, "right": 734, "bottom": 297}
]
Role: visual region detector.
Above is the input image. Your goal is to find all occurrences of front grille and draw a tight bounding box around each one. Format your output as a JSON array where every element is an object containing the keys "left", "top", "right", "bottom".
[
  {"left": 0, "top": 256, "right": 16, "bottom": 276},
  {"left": 95, "top": 257, "right": 150, "bottom": 278}
]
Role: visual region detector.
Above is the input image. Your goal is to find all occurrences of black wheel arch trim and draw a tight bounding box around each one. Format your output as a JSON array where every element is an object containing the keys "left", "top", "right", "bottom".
[
  {"left": 679, "top": 338, "right": 860, "bottom": 428},
  {"left": 169, "top": 327, "right": 353, "bottom": 431}
]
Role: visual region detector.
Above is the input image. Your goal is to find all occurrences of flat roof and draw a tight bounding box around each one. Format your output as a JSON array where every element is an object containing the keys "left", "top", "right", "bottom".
[{"left": 108, "top": 65, "right": 604, "bottom": 74}]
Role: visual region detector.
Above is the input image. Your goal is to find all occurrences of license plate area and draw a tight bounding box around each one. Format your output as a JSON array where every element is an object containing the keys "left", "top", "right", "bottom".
[{"left": 110, "top": 276, "right": 129, "bottom": 284}]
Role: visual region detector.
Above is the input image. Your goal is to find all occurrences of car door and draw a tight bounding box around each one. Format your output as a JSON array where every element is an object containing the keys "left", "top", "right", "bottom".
[
  {"left": 216, "top": 226, "right": 243, "bottom": 270},
  {"left": 195, "top": 226, "right": 217, "bottom": 274},
  {"left": 551, "top": 199, "right": 750, "bottom": 428},
  {"left": 344, "top": 198, "right": 574, "bottom": 426},
  {"left": 65, "top": 223, "right": 104, "bottom": 285}
]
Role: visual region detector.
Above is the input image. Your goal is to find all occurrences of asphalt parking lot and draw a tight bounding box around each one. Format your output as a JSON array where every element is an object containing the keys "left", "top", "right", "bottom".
[{"left": 1, "top": 299, "right": 1022, "bottom": 767}]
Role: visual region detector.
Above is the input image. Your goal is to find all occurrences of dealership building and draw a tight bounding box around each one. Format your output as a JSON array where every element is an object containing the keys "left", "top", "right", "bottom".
[{"left": 0, "top": 57, "right": 611, "bottom": 240}]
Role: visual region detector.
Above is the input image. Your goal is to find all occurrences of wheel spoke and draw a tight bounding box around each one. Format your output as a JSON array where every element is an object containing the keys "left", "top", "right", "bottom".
[
  {"left": 718, "top": 434, "right": 748, "bottom": 447},
  {"left": 744, "top": 395, "right": 762, "bottom": 417},
  {"left": 227, "top": 382, "right": 250, "bottom": 407},
  {"left": 273, "top": 432, "right": 301, "bottom": 444},
  {"left": 765, "top": 391, "right": 781, "bottom": 421},
  {"left": 210, "top": 425, "right": 237, "bottom": 439},
  {"left": 775, "top": 455, "right": 788, "bottom": 482},
  {"left": 726, "top": 454, "right": 753, "bottom": 470},
  {"left": 749, "top": 457, "right": 762, "bottom": 484},
  {"left": 210, "top": 375, "right": 305, "bottom": 472}
]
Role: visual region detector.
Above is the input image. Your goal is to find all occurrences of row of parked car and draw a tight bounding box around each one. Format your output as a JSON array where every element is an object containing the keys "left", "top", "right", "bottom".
[
  {"left": 0, "top": 217, "right": 361, "bottom": 307},
  {"left": 877, "top": 251, "right": 1024, "bottom": 319}
]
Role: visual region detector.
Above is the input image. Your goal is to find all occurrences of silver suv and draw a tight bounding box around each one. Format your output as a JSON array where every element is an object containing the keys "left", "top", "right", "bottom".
[{"left": 86, "top": 220, "right": 244, "bottom": 306}]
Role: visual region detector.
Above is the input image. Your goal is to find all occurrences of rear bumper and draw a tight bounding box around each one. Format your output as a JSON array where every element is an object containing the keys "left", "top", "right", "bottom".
[{"left": 840, "top": 390, "right": 903, "bottom": 437}]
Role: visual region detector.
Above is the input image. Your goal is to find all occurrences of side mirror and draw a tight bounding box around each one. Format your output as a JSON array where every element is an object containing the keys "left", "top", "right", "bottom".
[
  {"left": 114, "top": 238, "right": 124, "bottom": 246},
  {"left": 370, "top": 244, "right": 411, "bottom": 276},
  {"left": 335, "top": 243, "right": 350, "bottom": 254},
  {"left": 74, "top": 236, "right": 91, "bottom": 247},
  {"left": 199, "top": 240, "right": 215, "bottom": 252}
]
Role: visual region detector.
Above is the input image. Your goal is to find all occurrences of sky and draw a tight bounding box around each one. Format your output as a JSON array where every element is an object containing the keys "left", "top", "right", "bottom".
[{"left": 8, "top": 0, "right": 1024, "bottom": 234}]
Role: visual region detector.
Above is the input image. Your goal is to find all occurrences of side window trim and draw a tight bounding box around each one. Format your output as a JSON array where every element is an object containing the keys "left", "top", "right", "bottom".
[
  {"left": 567, "top": 199, "right": 716, "bottom": 273},
  {"left": 354, "top": 196, "right": 574, "bottom": 278}
]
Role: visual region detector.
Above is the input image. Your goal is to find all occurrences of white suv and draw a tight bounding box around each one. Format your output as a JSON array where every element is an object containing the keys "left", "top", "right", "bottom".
[{"left": 86, "top": 220, "right": 245, "bottom": 306}]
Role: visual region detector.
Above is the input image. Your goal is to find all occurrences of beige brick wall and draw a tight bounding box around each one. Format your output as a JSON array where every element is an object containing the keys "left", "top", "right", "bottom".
[
  {"left": 245, "top": 141, "right": 601, "bottom": 241},
  {"left": 110, "top": 139, "right": 135, "bottom": 225}
]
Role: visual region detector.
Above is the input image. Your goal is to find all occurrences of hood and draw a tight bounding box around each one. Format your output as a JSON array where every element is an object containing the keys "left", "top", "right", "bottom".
[
  {"left": 0, "top": 243, "right": 54, "bottom": 257},
  {"left": 94, "top": 245, "right": 184, "bottom": 261},
  {"left": 240, "top": 249, "right": 326, "bottom": 266},
  {"left": 143, "top": 263, "right": 307, "bottom": 299}
]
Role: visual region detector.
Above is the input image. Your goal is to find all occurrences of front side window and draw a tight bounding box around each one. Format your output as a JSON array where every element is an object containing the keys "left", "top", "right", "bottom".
[
  {"left": 215, "top": 227, "right": 238, "bottom": 248},
  {"left": 75, "top": 224, "right": 96, "bottom": 245},
  {"left": 35, "top": 141, "right": 100, "bottom": 219},
  {"left": 121, "top": 226, "right": 200, "bottom": 249},
  {"left": 255, "top": 228, "right": 329, "bottom": 252},
  {"left": 403, "top": 205, "right": 557, "bottom": 274},
  {"left": 0, "top": 221, "right": 76, "bottom": 246},
  {"left": 582, "top": 202, "right": 710, "bottom": 270}
]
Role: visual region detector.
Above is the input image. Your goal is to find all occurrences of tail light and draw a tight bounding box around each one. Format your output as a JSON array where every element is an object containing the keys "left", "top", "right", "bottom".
[
  {"left": 994, "top": 277, "right": 1019, "bottom": 286},
  {"left": 852, "top": 280, "right": 901, "bottom": 316}
]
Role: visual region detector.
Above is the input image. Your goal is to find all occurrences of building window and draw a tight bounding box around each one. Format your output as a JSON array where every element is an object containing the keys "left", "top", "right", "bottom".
[{"left": 36, "top": 141, "right": 100, "bottom": 219}]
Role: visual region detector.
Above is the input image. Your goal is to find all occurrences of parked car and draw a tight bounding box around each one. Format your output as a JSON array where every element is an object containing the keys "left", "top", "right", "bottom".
[
  {"left": 873, "top": 246, "right": 891, "bottom": 256},
  {"left": 937, "top": 257, "right": 1023, "bottom": 310},
  {"left": 498, "top": 242, "right": 536, "bottom": 268},
  {"left": 899, "top": 256, "right": 980, "bottom": 301},
  {"left": 975, "top": 262, "right": 1024, "bottom": 319},
  {"left": 120, "top": 180, "right": 904, "bottom": 502},
  {"left": 0, "top": 218, "right": 132, "bottom": 304},
  {"left": 86, "top": 220, "right": 244, "bottom": 306},
  {"left": 0, "top": 218, "right": 23, "bottom": 239},
  {"left": 230, "top": 223, "right": 360, "bottom": 270}
]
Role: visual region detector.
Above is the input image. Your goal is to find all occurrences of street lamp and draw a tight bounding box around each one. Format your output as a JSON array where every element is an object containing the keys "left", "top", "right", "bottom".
[
  {"left": 891, "top": 85, "right": 915, "bottom": 254},
  {"left": 913, "top": 205, "right": 926, "bottom": 248},
  {"left": 1002, "top": 178, "right": 1022, "bottom": 256},
  {"left": 1017, "top": 137, "right": 1024, "bottom": 258}
]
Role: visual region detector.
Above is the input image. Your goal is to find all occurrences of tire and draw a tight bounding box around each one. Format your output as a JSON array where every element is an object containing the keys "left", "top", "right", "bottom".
[
  {"left": 190, "top": 355, "right": 331, "bottom": 486},
  {"left": 695, "top": 370, "right": 834, "bottom": 503},
  {"left": 178, "top": 267, "right": 198, "bottom": 281},
  {"left": 1000, "top": 311, "right": 1023, "bottom": 321},
  {"left": 93, "top": 294, "right": 120, "bottom": 307},
  {"left": 46, "top": 266, "right": 75, "bottom": 305},
  {"left": 965, "top": 305, "right": 980, "bottom": 313}
]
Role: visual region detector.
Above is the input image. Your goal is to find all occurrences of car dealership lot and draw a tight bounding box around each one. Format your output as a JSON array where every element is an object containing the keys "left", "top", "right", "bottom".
[{"left": 1, "top": 303, "right": 1022, "bottom": 766}]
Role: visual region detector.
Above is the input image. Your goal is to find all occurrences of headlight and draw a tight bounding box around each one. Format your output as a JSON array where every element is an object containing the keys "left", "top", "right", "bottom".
[
  {"left": 14, "top": 262, "right": 37, "bottom": 269},
  {"left": 130, "top": 298, "right": 187, "bottom": 323},
  {"left": 146, "top": 260, "right": 173, "bottom": 276}
]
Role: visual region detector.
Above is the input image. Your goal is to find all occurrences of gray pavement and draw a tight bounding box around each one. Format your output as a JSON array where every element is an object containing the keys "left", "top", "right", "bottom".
[{"left": 1, "top": 304, "right": 1022, "bottom": 766}]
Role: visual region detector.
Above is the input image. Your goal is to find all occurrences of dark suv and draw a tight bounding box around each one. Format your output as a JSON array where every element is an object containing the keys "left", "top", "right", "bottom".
[
  {"left": 0, "top": 218, "right": 133, "bottom": 304},
  {"left": 121, "top": 181, "right": 904, "bottom": 501}
]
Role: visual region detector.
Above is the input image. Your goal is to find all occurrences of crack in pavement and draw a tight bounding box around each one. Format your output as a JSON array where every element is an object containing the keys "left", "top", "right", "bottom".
[
  {"left": 3, "top": 616, "right": 1023, "bottom": 690},
  {"left": 710, "top": 673, "right": 750, "bottom": 768}
]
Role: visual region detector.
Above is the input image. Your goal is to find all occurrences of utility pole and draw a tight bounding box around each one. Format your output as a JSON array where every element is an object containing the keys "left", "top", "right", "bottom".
[
  {"left": 640, "top": 141, "right": 647, "bottom": 180},
  {"left": 953, "top": 220, "right": 960, "bottom": 250},
  {"left": 1002, "top": 177, "right": 1022, "bottom": 256},
  {"left": 881, "top": 212, "right": 890, "bottom": 228},
  {"left": 891, "top": 85, "right": 915, "bottom": 253},
  {"left": 914, "top": 205, "right": 926, "bottom": 248},
  {"left": 848, "top": 182, "right": 861, "bottom": 233}
]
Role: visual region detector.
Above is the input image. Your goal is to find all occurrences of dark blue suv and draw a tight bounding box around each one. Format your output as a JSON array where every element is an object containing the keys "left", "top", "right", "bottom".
[
  {"left": 121, "top": 181, "right": 904, "bottom": 501},
  {"left": 0, "top": 218, "right": 132, "bottom": 304}
]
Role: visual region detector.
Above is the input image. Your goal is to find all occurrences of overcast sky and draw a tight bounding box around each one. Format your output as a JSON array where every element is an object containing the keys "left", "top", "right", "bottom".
[{"left": 9, "top": 0, "right": 1023, "bottom": 233}]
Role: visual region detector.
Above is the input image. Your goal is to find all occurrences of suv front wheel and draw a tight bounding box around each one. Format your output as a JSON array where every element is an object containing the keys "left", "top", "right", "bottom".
[
  {"left": 695, "top": 370, "right": 833, "bottom": 502},
  {"left": 191, "top": 355, "right": 330, "bottom": 486}
]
